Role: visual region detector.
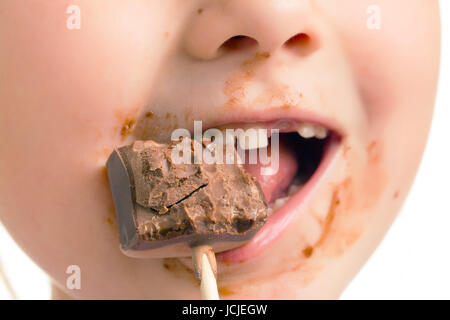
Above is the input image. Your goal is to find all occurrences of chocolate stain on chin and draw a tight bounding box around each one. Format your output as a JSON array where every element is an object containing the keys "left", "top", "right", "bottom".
[
  {"left": 161, "top": 257, "right": 238, "bottom": 296},
  {"left": 302, "top": 246, "right": 314, "bottom": 258},
  {"left": 162, "top": 258, "right": 198, "bottom": 286},
  {"left": 218, "top": 285, "right": 236, "bottom": 296},
  {"left": 162, "top": 259, "right": 238, "bottom": 297}
]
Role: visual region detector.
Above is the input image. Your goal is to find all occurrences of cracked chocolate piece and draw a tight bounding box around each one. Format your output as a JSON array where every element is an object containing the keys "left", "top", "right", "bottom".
[{"left": 106, "top": 138, "right": 268, "bottom": 258}]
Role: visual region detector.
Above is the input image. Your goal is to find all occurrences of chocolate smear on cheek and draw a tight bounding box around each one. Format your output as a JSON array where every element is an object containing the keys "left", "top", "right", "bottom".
[
  {"left": 112, "top": 107, "right": 139, "bottom": 141},
  {"left": 313, "top": 141, "right": 388, "bottom": 258},
  {"left": 120, "top": 118, "right": 135, "bottom": 139},
  {"left": 112, "top": 106, "right": 183, "bottom": 142}
]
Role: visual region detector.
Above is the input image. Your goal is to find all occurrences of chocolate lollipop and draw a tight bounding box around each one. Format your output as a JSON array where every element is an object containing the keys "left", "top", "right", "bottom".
[{"left": 106, "top": 138, "right": 269, "bottom": 299}]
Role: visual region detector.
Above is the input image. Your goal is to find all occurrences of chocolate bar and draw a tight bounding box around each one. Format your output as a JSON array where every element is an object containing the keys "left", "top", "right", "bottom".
[{"left": 106, "top": 138, "right": 268, "bottom": 258}]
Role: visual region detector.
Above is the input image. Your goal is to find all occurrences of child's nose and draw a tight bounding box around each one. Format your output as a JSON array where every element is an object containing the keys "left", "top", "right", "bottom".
[{"left": 184, "top": 0, "right": 320, "bottom": 60}]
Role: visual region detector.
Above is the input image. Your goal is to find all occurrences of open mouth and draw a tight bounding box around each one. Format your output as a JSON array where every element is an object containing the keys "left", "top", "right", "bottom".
[
  {"left": 116, "top": 111, "right": 343, "bottom": 262},
  {"left": 204, "top": 118, "right": 342, "bottom": 263}
]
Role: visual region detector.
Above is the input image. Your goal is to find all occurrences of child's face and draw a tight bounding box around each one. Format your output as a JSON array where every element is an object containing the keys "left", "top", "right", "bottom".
[{"left": 0, "top": 0, "right": 440, "bottom": 299}]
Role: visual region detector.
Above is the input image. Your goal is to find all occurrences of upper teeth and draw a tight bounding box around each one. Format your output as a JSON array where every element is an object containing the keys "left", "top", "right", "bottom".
[
  {"left": 217, "top": 122, "right": 328, "bottom": 150},
  {"left": 297, "top": 123, "right": 328, "bottom": 139},
  {"left": 237, "top": 128, "right": 268, "bottom": 150}
]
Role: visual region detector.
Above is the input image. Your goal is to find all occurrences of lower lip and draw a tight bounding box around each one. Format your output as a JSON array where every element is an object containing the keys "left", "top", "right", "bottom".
[{"left": 217, "top": 135, "right": 342, "bottom": 264}]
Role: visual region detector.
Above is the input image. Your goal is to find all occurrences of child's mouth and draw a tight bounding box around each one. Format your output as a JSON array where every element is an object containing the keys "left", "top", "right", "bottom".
[
  {"left": 119, "top": 108, "right": 344, "bottom": 263},
  {"left": 190, "top": 115, "right": 343, "bottom": 263}
]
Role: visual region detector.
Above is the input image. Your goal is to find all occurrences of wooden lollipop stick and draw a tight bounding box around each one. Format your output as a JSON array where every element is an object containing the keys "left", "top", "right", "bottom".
[{"left": 192, "top": 245, "right": 219, "bottom": 300}]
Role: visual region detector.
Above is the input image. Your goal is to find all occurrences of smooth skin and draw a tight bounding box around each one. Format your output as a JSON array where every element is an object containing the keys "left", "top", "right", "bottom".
[{"left": 0, "top": 0, "right": 440, "bottom": 299}]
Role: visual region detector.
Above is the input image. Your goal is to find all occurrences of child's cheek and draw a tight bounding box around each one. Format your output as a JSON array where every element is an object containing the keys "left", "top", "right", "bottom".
[
  {"left": 316, "top": 0, "right": 439, "bottom": 127},
  {"left": 0, "top": 1, "right": 193, "bottom": 168}
]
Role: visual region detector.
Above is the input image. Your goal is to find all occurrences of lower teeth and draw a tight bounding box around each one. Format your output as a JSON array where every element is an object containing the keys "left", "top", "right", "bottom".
[
  {"left": 267, "top": 181, "right": 304, "bottom": 214},
  {"left": 287, "top": 183, "right": 302, "bottom": 197}
]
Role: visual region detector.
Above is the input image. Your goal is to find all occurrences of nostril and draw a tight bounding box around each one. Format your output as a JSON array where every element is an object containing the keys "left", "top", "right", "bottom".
[
  {"left": 286, "top": 33, "right": 311, "bottom": 47},
  {"left": 284, "top": 33, "right": 319, "bottom": 57},
  {"left": 219, "top": 35, "right": 259, "bottom": 52}
]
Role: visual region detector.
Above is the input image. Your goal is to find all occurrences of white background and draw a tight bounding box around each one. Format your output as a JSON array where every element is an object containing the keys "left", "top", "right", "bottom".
[{"left": 1, "top": 1, "right": 449, "bottom": 300}]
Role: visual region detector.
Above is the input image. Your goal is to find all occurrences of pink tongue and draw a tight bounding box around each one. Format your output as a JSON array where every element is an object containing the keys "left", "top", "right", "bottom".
[{"left": 244, "top": 139, "right": 299, "bottom": 204}]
